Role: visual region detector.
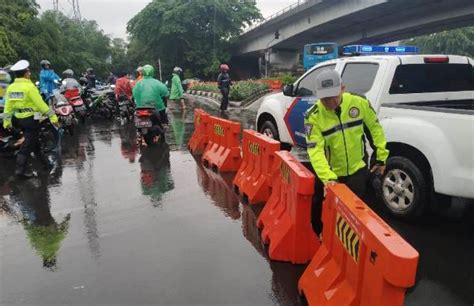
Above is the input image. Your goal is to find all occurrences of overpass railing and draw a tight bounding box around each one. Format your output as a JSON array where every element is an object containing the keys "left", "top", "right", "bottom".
[{"left": 243, "top": 0, "right": 310, "bottom": 34}]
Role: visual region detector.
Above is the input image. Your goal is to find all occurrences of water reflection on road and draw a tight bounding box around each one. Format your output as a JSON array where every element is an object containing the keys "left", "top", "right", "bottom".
[{"left": 0, "top": 97, "right": 472, "bottom": 306}]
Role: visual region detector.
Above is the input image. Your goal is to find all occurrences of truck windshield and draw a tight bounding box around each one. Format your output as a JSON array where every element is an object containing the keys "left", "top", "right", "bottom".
[{"left": 390, "top": 64, "right": 474, "bottom": 94}]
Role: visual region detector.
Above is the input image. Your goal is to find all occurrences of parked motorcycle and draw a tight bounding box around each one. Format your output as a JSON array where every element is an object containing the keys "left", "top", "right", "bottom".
[
  {"left": 134, "top": 107, "right": 164, "bottom": 147},
  {"left": 63, "top": 88, "right": 87, "bottom": 123},
  {"left": 0, "top": 111, "right": 23, "bottom": 154},
  {"left": 82, "top": 87, "right": 113, "bottom": 120},
  {"left": 54, "top": 93, "right": 76, "bottom": 136}
]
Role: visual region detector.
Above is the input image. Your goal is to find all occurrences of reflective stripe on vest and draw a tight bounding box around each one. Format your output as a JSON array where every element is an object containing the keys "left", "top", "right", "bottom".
[
  {"left": 321, "top": 119, "right": 363, "bottom": 137},
  {"left": 15, "top": 108, "right": 35, "bottom": 113}
]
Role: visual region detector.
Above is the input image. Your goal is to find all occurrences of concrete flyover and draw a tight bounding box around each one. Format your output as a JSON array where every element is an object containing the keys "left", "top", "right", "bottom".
[{"left": 233, "top": 0, "right": 474, "bottom": 72}]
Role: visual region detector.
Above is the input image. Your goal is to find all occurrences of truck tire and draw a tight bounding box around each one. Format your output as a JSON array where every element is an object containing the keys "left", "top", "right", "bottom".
[
  {"left": 379, "top": 156, "right": 428, "bottom": 219},
  {"left": 259, "top": 120, "right": 291, "bottom": 151},
  {"left": 260, "top": 120, "right": 279, "bottom": 140}
]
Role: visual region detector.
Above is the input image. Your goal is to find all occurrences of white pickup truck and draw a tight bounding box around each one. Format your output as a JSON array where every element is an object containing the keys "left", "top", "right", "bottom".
[{"left": 256, "top": 54, "right": 473, "bottom": 218}]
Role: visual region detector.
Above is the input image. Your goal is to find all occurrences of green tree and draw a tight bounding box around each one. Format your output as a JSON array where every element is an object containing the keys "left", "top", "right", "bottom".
[
  {"left": 401, "top": 26, "right": 474, "bottom": 57},
  {"left": 0, "top": 0, "right": 120, "bottom": 80},
  {"left": 127, "top": 0, "right": 262, "bottom": 79}
]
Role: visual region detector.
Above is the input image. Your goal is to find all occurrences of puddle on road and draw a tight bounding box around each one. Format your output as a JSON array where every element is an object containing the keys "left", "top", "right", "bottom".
[
  {"left": 1, "top": 98, "right": 472, "bottom": 306},
  {"left": 0, "top": 101, "right": 305, "bottom": 306}
]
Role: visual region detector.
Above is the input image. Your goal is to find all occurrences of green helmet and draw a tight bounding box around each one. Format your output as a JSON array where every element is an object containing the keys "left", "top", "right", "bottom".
[{"left": 142, "top": 65, "right": 155, "bottom": 77}]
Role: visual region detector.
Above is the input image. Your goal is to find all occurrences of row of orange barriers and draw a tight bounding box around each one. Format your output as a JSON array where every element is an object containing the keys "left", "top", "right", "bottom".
[{"left": 188, "top": 109, "right": 419, "bottom": 306}]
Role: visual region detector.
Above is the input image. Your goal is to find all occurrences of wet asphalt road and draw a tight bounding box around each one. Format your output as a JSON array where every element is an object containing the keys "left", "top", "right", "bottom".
[{"left": 1, "top": 96, "right": 473, "bottom": 306}]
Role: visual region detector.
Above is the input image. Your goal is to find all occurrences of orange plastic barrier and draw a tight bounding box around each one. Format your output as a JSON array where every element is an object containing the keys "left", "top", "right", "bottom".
[
  {"left": 232, "top": 130, "right": 280, "bottom": 204},
  {"left": 188, "top": 109, "right": 210, "bottom": 155},
  {"left": 257, "top": 150, "right": 319, "bottom": 264},
  {"left": 259, "top": 79, "right": 283, "bottom": 91},
  {"left": 202, "top": 116, "right": 241, "bottom": 172},
  {"left": 298, "top": 184, "right": 419, "bottom": 306}
]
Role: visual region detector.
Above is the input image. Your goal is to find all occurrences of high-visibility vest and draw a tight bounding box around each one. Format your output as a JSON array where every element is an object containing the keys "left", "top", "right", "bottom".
[
  {"left": 305, "top": 92, "right": 389, "bottom": 183},
  {"left": 3, "top": 78, "right": 58, "bottom": 129}
]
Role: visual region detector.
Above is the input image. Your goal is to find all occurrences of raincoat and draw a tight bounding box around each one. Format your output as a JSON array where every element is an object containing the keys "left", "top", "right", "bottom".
[
  {"left": 132, "top": 65, "right": 168, "bottom": 111},
  {"left": 115, "top": 76, "right": 132, "bottom": 99},
  {"left": 169, "top": 73, "right": 184, "bottom": 100},
  {"left": 39, "top": 69, "right": 60, "bottom": 95}
]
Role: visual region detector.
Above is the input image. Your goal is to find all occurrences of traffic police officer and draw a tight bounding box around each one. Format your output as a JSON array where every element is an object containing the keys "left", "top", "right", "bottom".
[
  {"left": 3, "top": 60, "right": 59, "bottom": 178},
  {"left": 304, "top": 70, "right": 389, "bottom": 231}
]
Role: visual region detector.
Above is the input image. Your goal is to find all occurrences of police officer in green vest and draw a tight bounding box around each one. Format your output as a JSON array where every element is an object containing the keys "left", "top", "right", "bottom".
[
  {"left": 3, "top": 60, "right": 59, "bottom": 178},
  {"left": 304, "top": 70, "right": 389, "bottom": 231}
]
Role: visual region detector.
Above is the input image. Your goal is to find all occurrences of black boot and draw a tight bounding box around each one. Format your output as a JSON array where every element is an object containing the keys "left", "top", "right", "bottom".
[
  {"left": 15, "top": 154, "right": 34, "bottom": 178},
  {"left": 36, "top": 151, "right": 54, "bottom": 172}
]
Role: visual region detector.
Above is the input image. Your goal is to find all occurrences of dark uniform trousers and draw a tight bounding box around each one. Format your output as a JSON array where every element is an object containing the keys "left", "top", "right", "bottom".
[{"left": 311, "top": 167, "right": 368, "bottom": 234}]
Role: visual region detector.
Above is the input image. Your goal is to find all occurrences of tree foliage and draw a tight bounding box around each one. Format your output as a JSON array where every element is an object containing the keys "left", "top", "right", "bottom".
[
  {"left": 0, "top": 0, "right": 129, "bottom": 80},
  {"left": 127, "top": 0, "right": 262, "bottom": 79},
  {"left": 401, "top": 26, "right": 474, "bottom": 57}
]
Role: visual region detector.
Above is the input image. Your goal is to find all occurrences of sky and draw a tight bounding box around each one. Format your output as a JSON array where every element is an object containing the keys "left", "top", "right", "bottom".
[{"left": 36, "top": 0, "right": 295, "bottom": 40}]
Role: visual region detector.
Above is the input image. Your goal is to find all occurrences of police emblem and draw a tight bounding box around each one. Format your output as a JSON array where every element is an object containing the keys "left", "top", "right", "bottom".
[
  {"left": 305, "top": 123, "right": 313, "bottom": 136},
  {"left": 349, "top": 107, "right": 360, "bottom": 118}
]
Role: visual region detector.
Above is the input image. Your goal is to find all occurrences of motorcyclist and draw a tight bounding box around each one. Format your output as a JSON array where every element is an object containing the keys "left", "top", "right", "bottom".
[
  {"left": 170, "top": 67, "right": 185, "bottom": 109},
  {"left": 39, "top": 60, "right": 60, "bottom": 98},
  {"left": 60, "top": 69, "right": 82, "bottom": 94},
  {"left": 132, "top": 64, "right": 169, "bottom": 144},
  {"left": 85, "top": 68, "right": 96, "bottom": 89},
  {"left": 114, "top": 71, "right": 132, "bottom": 101},
  {"left": 3, "top": 60, "right": 59, "bottom": 178},
  {"left": 131, "top": 66, "right": 144, "bottom": 88},
  {"left": 106, "top": 72, "right": 117, "bottom": 85},
  {"left": 217, "top": 64, "right": 232, "bottom": 111}
]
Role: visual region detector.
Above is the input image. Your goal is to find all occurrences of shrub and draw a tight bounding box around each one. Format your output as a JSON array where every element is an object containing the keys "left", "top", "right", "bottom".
[
  {"left": 190, "top": 81, "right": 270, "bottom": 102},
  {"left": 229, "top": 81, "right": 269, "bottom": 101}
]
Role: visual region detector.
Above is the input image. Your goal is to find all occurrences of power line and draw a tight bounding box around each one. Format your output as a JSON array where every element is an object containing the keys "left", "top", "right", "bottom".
[{"left": 72, "top": 0, "right": 82, "bottom": 20}]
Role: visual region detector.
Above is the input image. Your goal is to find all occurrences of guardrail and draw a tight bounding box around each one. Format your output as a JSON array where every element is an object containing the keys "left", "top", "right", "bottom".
[{"left": 243, "top": 0, "right": 310, "bottom": 34}]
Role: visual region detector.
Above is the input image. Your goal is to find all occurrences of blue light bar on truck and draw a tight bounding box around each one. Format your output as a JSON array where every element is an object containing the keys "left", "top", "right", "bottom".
[{"left": 342, "top": 45, "right": 418, "bottom": 56}]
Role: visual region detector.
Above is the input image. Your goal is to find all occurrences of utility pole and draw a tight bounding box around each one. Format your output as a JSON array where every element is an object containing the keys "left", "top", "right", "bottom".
[{"left": 53, "top": 0, "right": 59, "bottom": 12}]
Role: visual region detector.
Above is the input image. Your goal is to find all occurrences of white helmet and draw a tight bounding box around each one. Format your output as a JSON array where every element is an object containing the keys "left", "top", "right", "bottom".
[{"left": 173, "top": 66, "right": 183, "bottom": 73}]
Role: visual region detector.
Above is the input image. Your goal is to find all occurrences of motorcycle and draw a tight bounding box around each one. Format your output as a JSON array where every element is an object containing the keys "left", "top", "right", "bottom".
[
  {"left": 63, "top": 88, "right": 87, "bottom": 123},
  {"left": 117, "top": 95, "right": 134, "bottom": 125},
  {"left": 82, "top": 87, "right": 114, "bottom": 120},
  {"left": 0, "top": 114, "right": 24, "bottom": 154},
  {"left": 134, "top": 107, "right": 164, "bottom": 147},
  {"left": 54, "top": 93, "right": 76, "bottom": 136}
]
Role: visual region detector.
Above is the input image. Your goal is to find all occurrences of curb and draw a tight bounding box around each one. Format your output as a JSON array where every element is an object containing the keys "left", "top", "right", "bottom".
[{"left": 186, "top": 88, "right": 273, "bottom": 108}]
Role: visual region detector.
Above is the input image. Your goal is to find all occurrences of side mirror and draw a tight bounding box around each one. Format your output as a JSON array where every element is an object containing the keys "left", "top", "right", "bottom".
[{"left": 283, "top": 84, "right": 294, "bottom": 97}]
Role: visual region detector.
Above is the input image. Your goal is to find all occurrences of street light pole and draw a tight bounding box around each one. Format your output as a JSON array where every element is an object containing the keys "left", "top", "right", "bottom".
[{"left": 264, "top": 31, "right": 280, "bottom": 78}]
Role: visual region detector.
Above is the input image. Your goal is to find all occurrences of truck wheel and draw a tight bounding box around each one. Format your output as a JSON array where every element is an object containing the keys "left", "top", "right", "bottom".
[
  {"left": 260, "top": 120, "right": 279, "bottom": 140},
  {"left": 259, "top": 120, "right": 291, "bottom": 151},
  {"left": 380, "top": 156, "right": 428, "bottom": 219}
]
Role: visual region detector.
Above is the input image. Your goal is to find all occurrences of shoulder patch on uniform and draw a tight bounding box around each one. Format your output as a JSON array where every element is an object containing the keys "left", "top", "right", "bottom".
[
  {"left": 304, "top": 104, "right": 319, "bottom": 119},
  {"left": 349, "top": 106, "right": 360, "bottom": 118}
]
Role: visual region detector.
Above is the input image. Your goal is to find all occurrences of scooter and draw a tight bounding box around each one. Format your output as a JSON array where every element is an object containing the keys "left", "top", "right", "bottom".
[
  {"left": 54, "top": 93, "right": 76, "bottom": 135},
  {"left": 134, "top": 107, "right": 164, "bottom": 147},
  {"left": 117, "top": 95, "right": 134, "bottom": 125},
  {"left": 63, "top": 88, "right": 87, "bottom": 123}
]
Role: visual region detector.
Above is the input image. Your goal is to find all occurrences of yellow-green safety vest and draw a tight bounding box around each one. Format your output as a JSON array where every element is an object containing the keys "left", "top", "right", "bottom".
[
  {"left": 304, "top": 92, "right": 389, "bottom": 183},
  {"left": 3, "top": 78, "right": 58, "bottom": 129}
]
